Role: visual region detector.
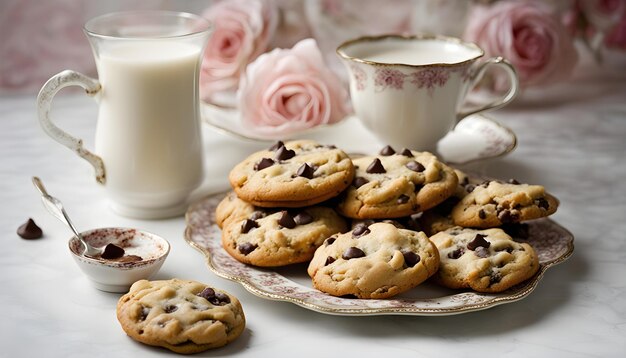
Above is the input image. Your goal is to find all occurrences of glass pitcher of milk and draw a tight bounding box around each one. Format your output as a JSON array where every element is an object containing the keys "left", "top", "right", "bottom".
[{"left": 37, "top": 11, "right": 211, "bottom": 219}]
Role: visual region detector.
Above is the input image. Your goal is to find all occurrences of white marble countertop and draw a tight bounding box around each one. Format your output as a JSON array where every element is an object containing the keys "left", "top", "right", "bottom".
[{"left": 2, "top": 58, "right": 626, "bottom": 357}]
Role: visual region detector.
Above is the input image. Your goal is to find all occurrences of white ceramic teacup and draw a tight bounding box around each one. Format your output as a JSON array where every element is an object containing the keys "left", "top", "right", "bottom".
[
  {"left": 337, "top": 34, "right": 519, "bottom": 152},
  {"left": 37, "top": 11, "right": 211, "bottom": 219}
]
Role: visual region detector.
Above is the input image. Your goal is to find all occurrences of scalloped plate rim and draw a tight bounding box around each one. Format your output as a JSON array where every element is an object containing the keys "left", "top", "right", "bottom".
[{"left": 183, "top": 193, "right": 574, "bottom": 316}]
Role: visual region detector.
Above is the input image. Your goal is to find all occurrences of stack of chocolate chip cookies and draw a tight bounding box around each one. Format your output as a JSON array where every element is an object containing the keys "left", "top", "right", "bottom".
[{"left": 219, "top": 140, "right": 560, "bottom": 299}]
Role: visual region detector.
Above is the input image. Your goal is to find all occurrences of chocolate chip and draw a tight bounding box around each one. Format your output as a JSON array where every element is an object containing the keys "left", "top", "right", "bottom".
[
  {"left": 406, "top": 161, "right": 425, "bottom": 172},
  {"left": 17, "top": 218, "right": 43, "bottom": 240},
  {"left": 140, "top": 307, "right": 150, "bottom": 321},
  {"left": 478, "top": 209, "right": 487, "bottom": 219},
  {"left": 508, "top": 178, "right": 520, "bottom": 185},
  {"left": 293, "top": 211, "right": 314, "bottom": 225},
  {"left": 275, "top": 146, "right": 296, "bottom": 161},
  {"left": 467, "top": 234, "right": 491, "bottom": 251},
  {"left": 197, "top": 287, "right": 230, "bottom": 305},
  {"left": 254, "top": 157, "right": 274, "bottom": 170},
  {"left": 353, "top": 176, "right": 369, "bottom": 188},
  {"left": 326, "top": 144, "right": 337, "bottom": 149},
  {"left": 278, "top": 210, "right": 297, "bottom": 228},
  {"left": 490, "top": 272, "right": 502, "bottom": 285},
  {"left": 325, "top": 237, "right": 336, "bottom": 246},
  {"left": 366, "top": 158, "right": 386, "bottom": 174},
  {"left": 249, "top": 211, "right": 266, "bottom": 220},
  {"left": 498, "top": 210, "right": 520, "bottom": 223},
  {"left": 402, "top": 250, "right": 421, "bottom": 267},
  {"left": 342, "top": 247, "right": 365, "bottom": 260},
  {"left": 238, "top": 242, "right": 257, "bottom": 255},
  {"left": 164, "top": 305, "right": 178, "bottom": 313},
  {"left": 397, "top": 194, "right": 410, "bottom": 204},
  {"left": 352, "top": 224, "right": 370, "bottom": 237},
  {"left": 536, "top": 197, "right": 549, "bottom": 210},
  {"left": 460, "top": 176, "right": 469, "bottom": 186},
  {"left": 296, "top": 163, "right": 315, "bottom": 179},
  {"left": 379, "top": 145, "right": 396, "bottom": 156},
  {"left": 447, "top": 248, "right": 464, "bottom": 259},
  {"left": 474, "top": 246, "right": 490, "bottom": 258},
  {"left": 465, "top": 184, "right": 475, "bottom": 193},
  {"left": 101, "top": 243, "right": 125, "bottom": 259},
  {"left": 325, "top": 256, "right": 335, "bottom": 266},
  {"left": 400, "top": 148, "right": 413, "bottom": 157},
  {"left": 241, "top": 219, "right": 258, "bottom": 233},
  {"left": 269, "top": 141, "right": 285, "bottom": 151}
]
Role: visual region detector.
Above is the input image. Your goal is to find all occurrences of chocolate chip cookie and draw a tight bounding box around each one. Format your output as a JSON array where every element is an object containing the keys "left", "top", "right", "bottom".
[
  {"left": 221, "top": 205, "right": 348, "bottom": 267},
  {"left": 116, "top": 279, "right": 245, "bottom": 354},
  {"left": 307, "top": 222, "right": 439, "bottom": 299},
  {"left": 429, "top": 227, "right": 540, "bottom": 293},
  {"left": 451, "top": 180, "right": 559, "bottom": 228},
  {"left": 215, "top": 191, "right": 256, "bottom": 229},
  {"left": 228, "top": 140, "right": 354, "bottom": 207},
  {"left": 337, "top": 147, "right": 458, "bottom": 219}
]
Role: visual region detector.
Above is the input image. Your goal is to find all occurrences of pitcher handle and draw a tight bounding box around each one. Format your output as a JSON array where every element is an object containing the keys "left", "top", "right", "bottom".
[
  {"left": 37, "top": 70, "right": 106, "bottom": 184},
  {"left": 457, "top": 57, "right": 519, "bottom": 122}
]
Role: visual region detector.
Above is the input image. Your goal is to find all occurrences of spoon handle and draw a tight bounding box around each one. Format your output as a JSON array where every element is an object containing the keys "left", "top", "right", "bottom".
[{"left": 32, "top": 177, "right": 82, "bottom": 238}]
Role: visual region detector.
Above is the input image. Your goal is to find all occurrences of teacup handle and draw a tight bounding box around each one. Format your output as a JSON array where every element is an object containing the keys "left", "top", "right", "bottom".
[
  {"left": 457, "top": 57, "right": 519, "bottom": 121},
  {"left": 37, "top": 70, "right": 106, "bottom": 184}
]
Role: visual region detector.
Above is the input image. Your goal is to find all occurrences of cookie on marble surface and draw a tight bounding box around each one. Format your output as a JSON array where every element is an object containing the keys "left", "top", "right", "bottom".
[
  {"left": 429, "top": 227, "right": 539, "bottom": 293},
  {"left": 307, "top": 222, "right": 439, "bottom": 299},
  {"left": 222, "top": 205, "right": 348, "bottom": 267},
  {"left": 228, "top": 140, "right": 354, "bottom": 208},
  {"left": 116, "top": 279, "right": 245, "bottom": 354},
  {"left": 451, "top": 180, "right": 559, "bottom": 228},
  {"left": 337, "top": 146, "right": 458, "bottom": 219}
]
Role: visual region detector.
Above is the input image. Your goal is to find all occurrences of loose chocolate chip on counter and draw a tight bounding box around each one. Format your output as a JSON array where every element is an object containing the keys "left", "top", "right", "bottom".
[
  {"left": 249, "top": 211, "right": 266, "bottom": 220},
  {"left": 296, "top": 163, "right": 315, "bottom": 179},
  {"left": 467, "top": 234, "right": 491, "bottom": 251},
  {"left": 325, "top": 237, "right": 336, "bottom": 246},
  {"left": 325, "top": 256, "right": 336, "bottom": 266},
  {"left": 17, "top": 218, "right": 43, "bottom": 240},
  {"left": 353, "top": 176, "right": 369, "bottom": 188},
  {"left": 447, "top": 248, "right": 465, "bottom": 259},
  {"left": 478, "top": 209, "right": 487, "bottom": 219},
  {"left": 342, "top": 247, "right": 366, "bottom": 260},
  {"left": 366, "top": 158, "right": 386, "bottom": 174},
  {"left": 275, "top": 146, "right": 296, "bottom": 161},
  {"left": 254, "top": 157, "right": 274, "bottom": 170},
  {"left": 397, "top": 194, "right": 410, "bottom": 204},
  {"left": 278, "top": 210, "right": 297, "bottom": 229},
  {"left": 352, "top": 224, "right": 370, "bottom": 237},
  {"left": 402, "top": 250, "right": 421, "bottom": 267},
  {"left": 241, "top": 219, "right": 259, "bottom": 233},
  {"left": 379, "top": 145, "right": 396, "bottom": 156},
  {"left": 101, "top": 243, "right": 125, "bottom": 259},
  {"left": 400, "top": 148, "right": 414, "bottom": 157},
  {"left": 508, "top": 178, "right": 520, "bottom": 185},
  {"left": 294, "top": 211, "right": 314, "bottom": 225},
  {"left": 238, "top": 242, "right": 258, "bottom": 255},
  {"left": 406, "top": 160, "right": 425, "bottom": 172},
  {"left": 197, "top": 287, "right": 231, "bottom": 305},
  {"left": 536, "top": 197, "right": 550, "bottom": 210},
  {"left": 269, "top": 141, "right": 285, "bottom": 151}
]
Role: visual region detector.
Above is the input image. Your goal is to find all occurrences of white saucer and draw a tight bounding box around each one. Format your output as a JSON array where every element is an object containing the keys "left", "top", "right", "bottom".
[
  {"left": 201, "top": 102, "right": 517, "bottom": 165},
  {"left": 437, "top": 114, "right": 517, "bottom": 164}
]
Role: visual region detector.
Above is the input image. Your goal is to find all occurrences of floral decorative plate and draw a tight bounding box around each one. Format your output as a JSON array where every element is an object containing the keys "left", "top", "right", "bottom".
[{"left": 184, "top": 192, "right": 574, "bottom": 316}]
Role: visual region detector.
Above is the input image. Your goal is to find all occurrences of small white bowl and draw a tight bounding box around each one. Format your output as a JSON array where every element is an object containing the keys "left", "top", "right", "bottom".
[{"left": 68, "top": 227, "right": 170, "bottom": 293}]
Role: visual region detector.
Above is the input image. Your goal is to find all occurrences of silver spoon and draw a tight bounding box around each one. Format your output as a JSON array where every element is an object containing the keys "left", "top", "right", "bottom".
[{"left": 32, "top": 176, "right": 102, "bottom": 257}]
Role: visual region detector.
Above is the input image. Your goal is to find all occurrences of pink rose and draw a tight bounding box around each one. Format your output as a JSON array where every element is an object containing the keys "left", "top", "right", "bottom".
[
  {"left": 238, "top": 39, "right": 350, "bottom": 137},
  {"left": 200, "top": 0, "right": 277, "bottom": 102},
  {"left": 465, "top": 1, "right": 579, "bottom": 89}
]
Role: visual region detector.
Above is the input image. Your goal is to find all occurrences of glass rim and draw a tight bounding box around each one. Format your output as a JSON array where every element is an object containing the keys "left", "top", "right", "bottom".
[{"left": 84, "top": 10, "right": 211, "bottom": 40}]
